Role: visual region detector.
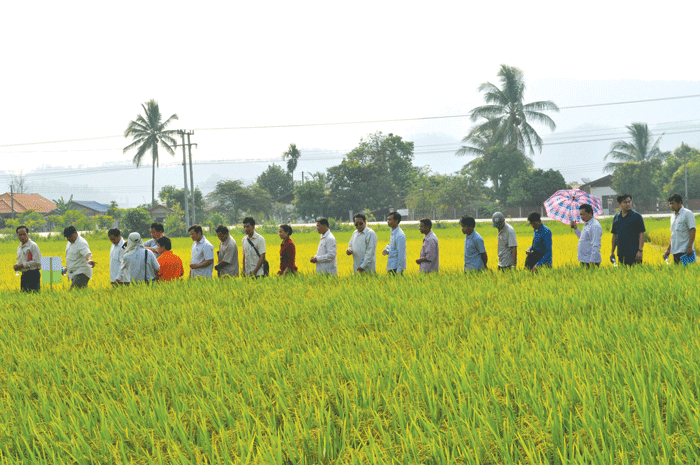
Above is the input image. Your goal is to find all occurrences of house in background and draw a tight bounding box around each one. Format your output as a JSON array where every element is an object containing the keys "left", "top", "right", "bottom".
[
  {"left": 579, "top": 175, "right": 616, "bottom": 214},
  {"left": 71, "top": 200, "right": 109, "bottom": 217},
  {"left": 149, "top": 204, "right": 173, "bottom": 223},
  {"left": 0, "top": 193, "right": 57, "bottom": 219}
]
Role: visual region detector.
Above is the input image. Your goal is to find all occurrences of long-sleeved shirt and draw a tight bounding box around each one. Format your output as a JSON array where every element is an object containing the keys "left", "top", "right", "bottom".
[
  {"left": 464, "top": 230, "right": 486, "bottom": 271},
  {"left": 348, "top": 227, "right": 377, "bottom": 273},
  {"left": 419, "top": 230, "right": 439, "bottom": 273},
  {"left": 530, "top": 224, "right": 552, "bottom": 267},
  {"left": 278, "top": 238, "right": 298, "bottom": 274},
  {"left": 315, "top": 230, "right": 337, "bottom": 275},
  {"left": 384, "top": 226, "right": 407, "bottom": 273},
  {"left": 16, "top": 239, "right": 42, "bottom": 272},
  {"left": 122, "top": 248, "right": 160, "bottom": 283},
  {"left": 109, "top": 237, "right": 129, "bottom": 282},
  {"left": 574, "top": 217, "right": 603, "bottom": 263}
]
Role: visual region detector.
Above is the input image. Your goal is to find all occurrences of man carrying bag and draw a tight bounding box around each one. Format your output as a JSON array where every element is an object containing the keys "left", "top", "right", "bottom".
[{"left": 242, "top": 217, "right": 269, "bottom": 277}]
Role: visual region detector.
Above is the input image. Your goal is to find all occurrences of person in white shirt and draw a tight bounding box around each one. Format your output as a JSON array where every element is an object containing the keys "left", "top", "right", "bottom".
[
  {"left": 492, "top": 212, "right": 518, "bottom": 270},
  {"left": 108, "top": 228, "right": 129, "bottom": 285},
  {"left": 382, "top": 211, "right": 406, "bottom": 274},
  {"left": 347, "top": 213, "right": 377, "bottom": 274},
  {"left": 663, "top": 193, "right": 696, "bottom": 264},
  {"left": 63, "top": 225, "right": 96, "bottom": 289},
  {"left": 241, "top": 217, "right": 267, "bottom": 277},
  {"left": 571, "top": 203, "right": 603, "bottom": 267},
  {"left": 189, "top": 224, "right": 215, "bottom": 278},
  {"left": 310, "top": 217, "right": 337, "bottom": 275},
  {"left": 121, "top": 232, "right": 160, "bottom": 284},
  {"left": 13, "top": 225, "right": 42, "bottom": 292}
]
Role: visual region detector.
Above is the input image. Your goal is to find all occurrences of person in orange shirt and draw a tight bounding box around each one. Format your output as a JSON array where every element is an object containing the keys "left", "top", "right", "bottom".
[{"left": 156, "top": 236, "right": 184, "bottom": 281}]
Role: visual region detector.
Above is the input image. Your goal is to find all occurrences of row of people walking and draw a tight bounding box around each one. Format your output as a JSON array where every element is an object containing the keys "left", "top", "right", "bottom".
[{"left": 12, "top": 193, "right": 696, "bottom": 291}]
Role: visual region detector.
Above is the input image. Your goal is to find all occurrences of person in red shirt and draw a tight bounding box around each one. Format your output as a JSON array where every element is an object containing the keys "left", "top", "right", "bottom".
[
  {"left": 156, "top": 236, "right": 184, "bottom": 281},
  {"left": 278, "top": 224, "right": 298, "bottom": 275}
]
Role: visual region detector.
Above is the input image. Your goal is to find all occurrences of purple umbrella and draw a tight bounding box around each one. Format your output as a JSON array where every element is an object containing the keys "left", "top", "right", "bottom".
[{"left": 544, "top": 189, "right": 602, "bottom": 225}]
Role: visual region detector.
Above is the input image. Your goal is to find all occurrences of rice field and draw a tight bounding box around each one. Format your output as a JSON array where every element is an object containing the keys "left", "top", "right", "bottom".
[{"left": 0, "top": 218, "right": 697, "bottom": 464}]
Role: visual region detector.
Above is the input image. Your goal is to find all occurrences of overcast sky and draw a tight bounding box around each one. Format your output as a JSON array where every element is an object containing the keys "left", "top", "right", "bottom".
[{"left": 1, "top": 1, "right": 699, "bottom": 205}]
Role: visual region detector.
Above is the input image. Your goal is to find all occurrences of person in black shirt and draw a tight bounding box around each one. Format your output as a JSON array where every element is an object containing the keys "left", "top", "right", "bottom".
[{"left": 610, "top": 194, "right": 646, "bottom": 266}]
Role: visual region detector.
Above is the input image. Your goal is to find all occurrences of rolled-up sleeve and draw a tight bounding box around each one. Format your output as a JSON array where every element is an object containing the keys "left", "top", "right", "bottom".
[{"left": 536, "top": 230, "right": 552, "bottom": 267}]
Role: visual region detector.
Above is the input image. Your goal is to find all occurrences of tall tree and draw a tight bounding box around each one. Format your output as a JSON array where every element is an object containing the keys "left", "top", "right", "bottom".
[
  {"left": 662, "top": 143, "right": 700, "bottom": 196},
  {"left": 123, "top": 100, "right": 179, "bottom": 206},
  {"left": 604, "top": 123, "right": 665, "bottom": 172},
  {"left": 466, "top": 64, "right": 558, "bottom": 155},
  {"left": 207, "top": 180, "right": 272, "bottom": 223},
  {"left": 465, "top": 143, "right": 532, "bottom": 204},
  {"left": 611, "top": 160, "right": 663, "bottom": 206},
  {"left": 294, "top": 172, "right": 328, "bottom": 220},
  {"left": 506, "top": 168, "right": 567, "bottom": 208},
  {"left": 256, "top": 164, "right": 294, "bottom": 200},
  {"left": 282, "top": 143, "right": 302, "bottom": 179},
  {"left": 327, "top": 132, "right": 417, "bottom": 219},
  {"left": 159, "top": 185, "right": 205, "bottom": 220}
]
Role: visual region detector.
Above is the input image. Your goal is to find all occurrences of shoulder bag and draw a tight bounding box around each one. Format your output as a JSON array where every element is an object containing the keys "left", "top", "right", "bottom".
[{"left": 247, "top": 237, "right": 269, "bottom": 276}]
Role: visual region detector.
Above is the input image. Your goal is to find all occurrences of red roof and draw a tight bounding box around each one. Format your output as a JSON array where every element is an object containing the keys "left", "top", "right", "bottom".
[{"left": 0, "top": 193, "right": 57, "bottom": 215}]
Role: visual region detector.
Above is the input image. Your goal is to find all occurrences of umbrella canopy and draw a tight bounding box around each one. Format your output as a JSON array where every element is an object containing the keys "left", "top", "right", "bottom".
[{"left": 544, "top": 189, "right": 602, "bottom": 225}]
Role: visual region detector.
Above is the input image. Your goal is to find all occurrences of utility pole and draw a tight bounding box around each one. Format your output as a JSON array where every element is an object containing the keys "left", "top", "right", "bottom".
[
  {"left": 10, "top": 185, "right": 15, "bottom": 220},
  {"left": 186, "top": 132, "right": 197, "bottom": 224},
  {"left": 177, "top": 130, "right": 190, "bottom": 229},
  {"left": 683, "top": 141, "right": 689, "bottom": 203}
]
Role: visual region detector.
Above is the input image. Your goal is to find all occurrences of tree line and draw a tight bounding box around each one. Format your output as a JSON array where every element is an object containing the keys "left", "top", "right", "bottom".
[{"left": 4, "top": 65, "right": 694, "bottom": 237}]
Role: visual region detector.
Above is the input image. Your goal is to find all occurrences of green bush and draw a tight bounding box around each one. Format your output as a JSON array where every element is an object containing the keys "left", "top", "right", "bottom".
[{"left": 122, "top": 208, "right": 152, "bottom": 238}]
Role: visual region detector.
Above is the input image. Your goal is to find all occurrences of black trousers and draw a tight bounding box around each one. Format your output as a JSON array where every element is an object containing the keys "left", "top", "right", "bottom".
[
  {"left": 618, "top": 255, "right": 638, "bottom": 266},
  {"left": 672, "top": 252, "right": 684, "bottom": 264},
  {"left": 70, "top": 273, "right": 90, "bottom": 289},
  {"left": 20, "top": 269, "right": 40, "bottom": 292},
  {"left": 524, "top": 252, "right": 545, "bottom": 270}
]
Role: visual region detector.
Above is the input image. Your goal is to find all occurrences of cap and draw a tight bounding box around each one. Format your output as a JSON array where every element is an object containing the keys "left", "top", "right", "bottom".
[{"left": 492, "top": 212, "right": 505, "bottom": 228}]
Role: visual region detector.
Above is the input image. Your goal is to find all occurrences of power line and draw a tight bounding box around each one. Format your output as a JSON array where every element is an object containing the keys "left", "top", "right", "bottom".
[
  {"left": 558, "top": 94, "right": 700, "bottom": 110},
  {"left": 1, "top": 93, "right": 699, "bottom": 148}
]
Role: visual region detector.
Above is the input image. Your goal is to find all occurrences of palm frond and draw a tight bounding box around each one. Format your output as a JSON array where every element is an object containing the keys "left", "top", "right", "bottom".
[
  {"left": 469, "top": 105, "right": 505, "bottom": 122},
  {"left": 523, "top": 110, "right": 557, "bottom": 131},
  {"left": 123, "top": 136, "right": 149, "bottom": 154}
]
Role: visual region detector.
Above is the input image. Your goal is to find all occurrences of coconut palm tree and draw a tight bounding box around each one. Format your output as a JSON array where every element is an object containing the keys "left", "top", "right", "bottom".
[
  {"left": 123, "top": 100, "right": 179, "bottom": 206},
  {"left": 604, "top": 123, "right": 665, "bottom": 172},
  {"left": 282, "top": 143, "right": 301, "bottom": 179},
  {"left": 467, "top": 65, "right": 558, "bottom": 155},
  {"left": 456, "top": 126, "right": 497, "bottom": 157}
]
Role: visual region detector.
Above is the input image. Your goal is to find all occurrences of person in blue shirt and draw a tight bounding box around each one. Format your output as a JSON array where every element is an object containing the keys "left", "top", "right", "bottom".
[
  {"left": 460, "top": 215, "right": 488, "bottom": 271},
  {"left": 525, "top": 212, "right": 552, "bottom": 272},
  {"left": 382, "top": 211, "right": 407, "bottom": 274}
]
